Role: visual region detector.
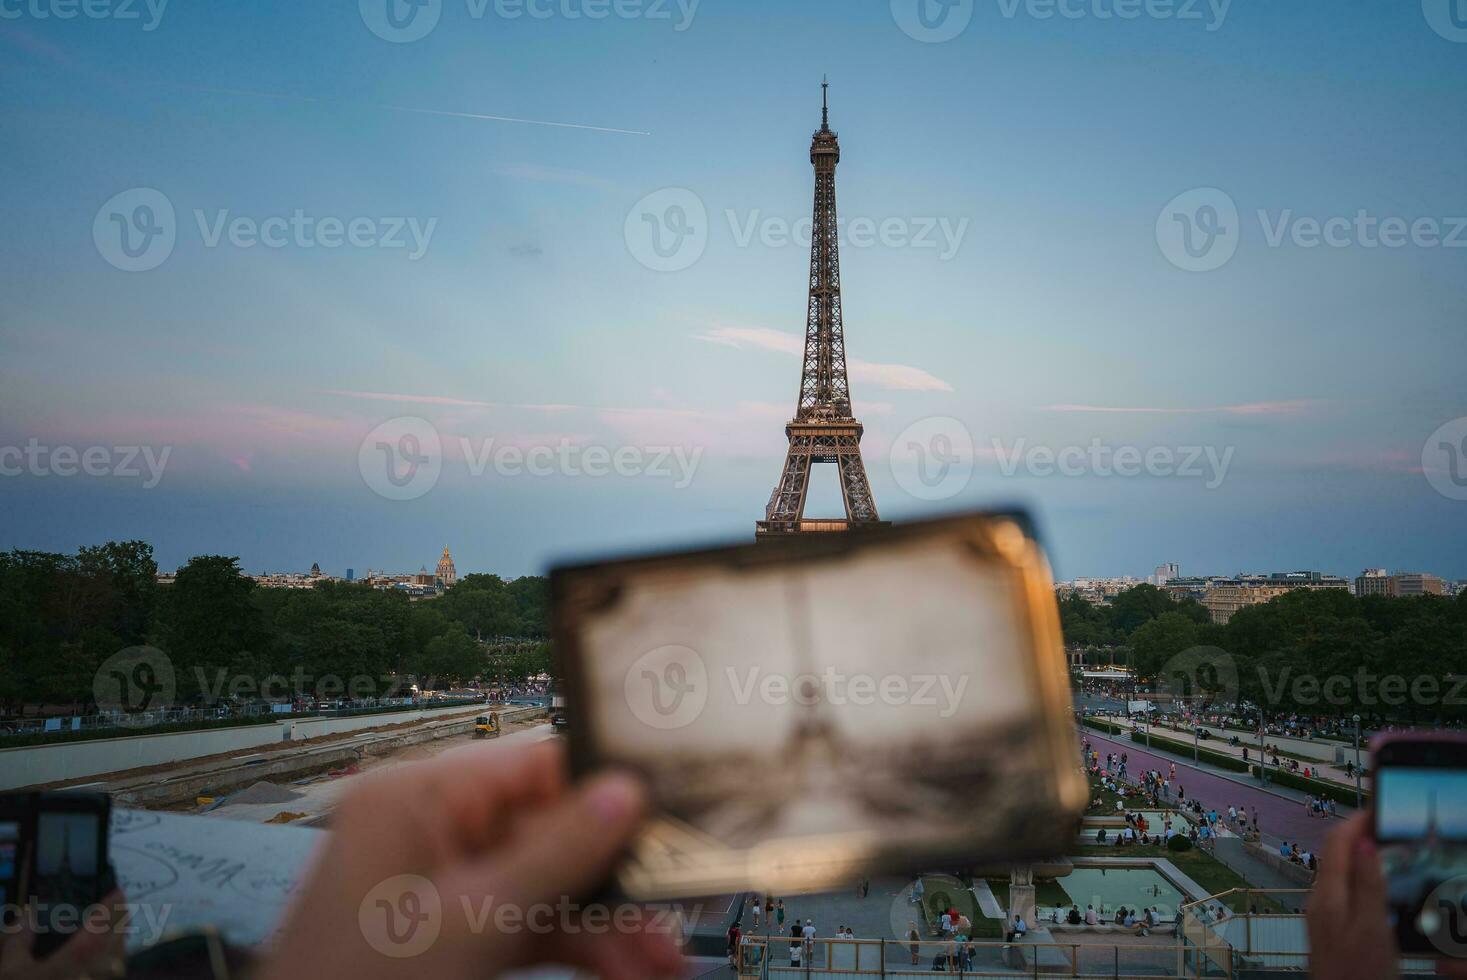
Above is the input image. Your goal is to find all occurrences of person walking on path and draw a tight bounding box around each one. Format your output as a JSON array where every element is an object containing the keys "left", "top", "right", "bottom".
[{"left": 751, "top": 895, "right": 761, "bottom": 931}]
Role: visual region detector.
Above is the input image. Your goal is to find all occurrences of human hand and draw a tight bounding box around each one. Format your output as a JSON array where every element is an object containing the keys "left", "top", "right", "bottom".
[
  {"left": 0, "top": 890, "right": 127, "bottom": 980},
  {"left": 1308, "top": 814, "right": 1399, "bottom": 980},
  {"left": 260, "top": 738, "right": 683, "bottom": 980}
]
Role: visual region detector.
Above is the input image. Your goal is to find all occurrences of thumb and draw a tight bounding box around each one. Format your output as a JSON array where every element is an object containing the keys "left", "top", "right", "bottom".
[{"left": 452, "top": 771, "right": 648, "bottom": 913}]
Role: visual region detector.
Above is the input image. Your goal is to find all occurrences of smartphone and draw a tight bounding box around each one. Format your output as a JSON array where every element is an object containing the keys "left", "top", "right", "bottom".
[
  {"left": 553, "top": 510, "right": 1086, "bottom": 901},
  {"left": 28, "top": 792, "right": 112, "bottom": 959},
  {"left": 0, "top": 794, "right": 30, "bottom": 928},
  {"left": 1373, "top": 733, "right": 1467, "bottom": 956}
]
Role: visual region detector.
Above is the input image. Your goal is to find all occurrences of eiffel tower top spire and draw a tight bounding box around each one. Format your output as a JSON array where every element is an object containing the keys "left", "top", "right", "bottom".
[{"left": 821, "top": 75, "right": 829, "bottom": 131}]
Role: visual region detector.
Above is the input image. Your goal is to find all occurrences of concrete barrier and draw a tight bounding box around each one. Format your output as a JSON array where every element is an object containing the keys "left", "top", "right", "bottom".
[
  {"left": 0, "top": 703, "right": 495, "bottom": 791},
  {"left": 1245, "top": 843, "right": 1317, "bottom": 886}
]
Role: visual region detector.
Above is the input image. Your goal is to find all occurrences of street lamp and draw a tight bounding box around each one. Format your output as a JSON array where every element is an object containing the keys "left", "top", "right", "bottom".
[
  {"left": 1258, "top": 713, "right": 1267, "bottom": 787},
  {"left": 1353, "top": 713, "right": 1363, "bottom": 808}
]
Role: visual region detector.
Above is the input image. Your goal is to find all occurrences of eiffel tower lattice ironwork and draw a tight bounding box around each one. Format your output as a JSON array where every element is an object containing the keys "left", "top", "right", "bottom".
[{"left": 757, "top": 80, "right": 890, "bottom": 539}]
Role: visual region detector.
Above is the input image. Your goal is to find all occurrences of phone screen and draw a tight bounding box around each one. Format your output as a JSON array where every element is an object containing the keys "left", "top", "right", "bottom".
[
  {"left": 1377, "top": 766, "right": 1467, "bottom": 953},
  {"left": 31, "top": 811, "right": 104, "bottom": 956},
  {"left": 0, "top": 819, "right": 20, "bottom": 909}
]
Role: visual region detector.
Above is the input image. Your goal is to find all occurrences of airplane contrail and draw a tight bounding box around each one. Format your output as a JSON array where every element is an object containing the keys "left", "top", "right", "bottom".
[
  {"left": 378, "top": 103, "right": 650, "bottom": 136},
  {"left": 153, "top": 83, "right": 650, "bottom": 136}
]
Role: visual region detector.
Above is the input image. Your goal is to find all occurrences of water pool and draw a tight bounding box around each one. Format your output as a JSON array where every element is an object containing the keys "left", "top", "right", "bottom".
[{"left": 1037, "top": 866, "right": 1186, "bottom": 922}]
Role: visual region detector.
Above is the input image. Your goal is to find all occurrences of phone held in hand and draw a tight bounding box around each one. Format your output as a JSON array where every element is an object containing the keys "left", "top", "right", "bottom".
[
  {"left": 27, "top": 791, "right": 113, "bottom": 959},
  {"left": 1372, "top": 732, "right": 1467, "bottom": 957},
  {"left": 552, "top": 511, "right": 1086, "bottom": 901}
]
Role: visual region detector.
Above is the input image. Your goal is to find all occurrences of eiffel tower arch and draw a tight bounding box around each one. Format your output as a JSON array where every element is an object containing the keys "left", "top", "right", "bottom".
[{"left": 757, "top": 81, "right": 890, "bottom": 539}]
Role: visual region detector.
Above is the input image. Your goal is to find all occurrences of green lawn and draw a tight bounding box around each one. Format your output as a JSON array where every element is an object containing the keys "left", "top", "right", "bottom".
[
  {"left": 986, "top": 876, "right": 1071, "bottom": 912},
  {"left": 918, "top": 875, "right": 1002, "bottom": 939}
]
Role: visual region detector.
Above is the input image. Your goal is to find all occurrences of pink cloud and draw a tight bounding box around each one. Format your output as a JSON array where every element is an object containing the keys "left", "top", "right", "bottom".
[
  {"left": 695, "top": 326, "right": 953, "bottom": 392},
  {"left": 1041, "top": 400, "right": 1323, "bottom": 416}
]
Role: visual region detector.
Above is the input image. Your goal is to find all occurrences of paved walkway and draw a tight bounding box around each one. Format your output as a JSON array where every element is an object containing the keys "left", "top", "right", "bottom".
[
  {"left": 971, "top": 878, "right": 1004, "bottom": 918},
  {"left": 1135, "top": 717, "right": 1371, "bottom": 793},
  {"left": 1081, "top": 730, "right": 1344, "bottom": 854}
]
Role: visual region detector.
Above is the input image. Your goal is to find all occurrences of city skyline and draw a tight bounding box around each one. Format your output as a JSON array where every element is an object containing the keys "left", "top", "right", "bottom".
[{"left": 2, "top": 1, "right": 1465, "bottom": 581}]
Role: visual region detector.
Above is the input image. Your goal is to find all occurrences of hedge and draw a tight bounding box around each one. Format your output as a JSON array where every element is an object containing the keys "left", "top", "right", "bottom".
[
  {"left": 1128, "top": 730, "right": 1250, "bottom": 772},
  {"left": 1080, "top": 717, "right": 1126, "bottom": 736},
  {"left": 0, "top": 714, "right": 280, "bottom": 748},
  {"left": 1251, "top": 765, "right": 1369, "bottom": 807}
]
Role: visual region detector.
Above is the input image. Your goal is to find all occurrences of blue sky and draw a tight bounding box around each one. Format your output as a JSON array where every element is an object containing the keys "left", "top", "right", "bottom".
[{"left": 1, "top": 0, "right": 1465, "bottom": 580}]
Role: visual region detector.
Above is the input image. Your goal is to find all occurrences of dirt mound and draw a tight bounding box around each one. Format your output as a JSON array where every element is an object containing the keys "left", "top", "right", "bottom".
[
  {"left": 224, "top": 780, "right": 303, "bottom": 806},
  {"left": 396, "top": 745, "right": 436, "bottom": 761}
]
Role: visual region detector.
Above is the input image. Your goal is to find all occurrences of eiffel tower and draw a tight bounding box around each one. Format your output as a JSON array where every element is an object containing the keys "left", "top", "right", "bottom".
[{"left": 757, "top": 81, "right": 889, "bottom": 539}]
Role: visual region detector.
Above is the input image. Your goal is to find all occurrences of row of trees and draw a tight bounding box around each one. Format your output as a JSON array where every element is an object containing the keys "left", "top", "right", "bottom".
[
  {"left": 1059, "top": 584, "right": 1209, "bottom": 655},
  {"left": 1064, "top": 584, "right": 1467, "bottom": 722},
  {"left": 0, "top": 542, "right": 550, "bottom": 714}
]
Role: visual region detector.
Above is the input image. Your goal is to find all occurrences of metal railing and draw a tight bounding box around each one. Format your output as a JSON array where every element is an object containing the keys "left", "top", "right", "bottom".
[
  {"left": 0, "top": 695, "right": 490, "bottom": 741},
  {"left": 734, "top": 936, "right": 1237, "bottom": 978}
]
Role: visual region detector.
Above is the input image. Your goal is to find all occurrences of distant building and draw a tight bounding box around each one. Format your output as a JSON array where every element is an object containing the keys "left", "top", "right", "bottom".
[
  {"left": 1200, "top": 571, "right": 1349, "bottom": 624},
  {"left": 1163, "top": 577, "right": 1220, "bottom": 603},
  {"left": 1150, "top": 562, "right": 1180, "bottom": 586},
  {"left": 1054, "top": 576, "right": 1143, "bottom": 605},
  {"left": 436, "top": 546, "right": 457, "bottom": 588},
  {"left": 346, "top": 568, "right": 355, "bottom": 582},
  {"left": 310, "top": 562, "right": 321, "bottom": 577},
  {"left": 1355, "top": 568, "right": 1391, "bottom": 597},
  {"left": 1203, "top": 584, "right": 1292, "bottom": 624},
  {"left": 1354, "top": 569, "right": 1445, "bottom": 598},
  {"left": 1391, "top": 572, "right": 1445, "bottom": 597}
]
